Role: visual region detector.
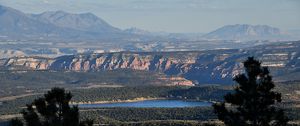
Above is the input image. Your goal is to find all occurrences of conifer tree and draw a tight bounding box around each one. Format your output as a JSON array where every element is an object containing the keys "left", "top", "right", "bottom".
[
  {"left": 18, "top": 87, "right": 93, "bottom": 126},
  {"left": 213, "top": 57, "right": 288, "bottom": 126},
  {"left": 10, "top": 118, "right": 23, "bottom": 126}
]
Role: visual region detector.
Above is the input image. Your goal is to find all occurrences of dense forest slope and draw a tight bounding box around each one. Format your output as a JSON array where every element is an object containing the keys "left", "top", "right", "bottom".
[{"left": 2, "top": 41, "right": 300, "bottom": 84}]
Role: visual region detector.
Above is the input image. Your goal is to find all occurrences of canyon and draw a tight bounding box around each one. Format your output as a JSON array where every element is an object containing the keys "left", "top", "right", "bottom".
[{"left": 2, "top": 41, "right": 300, "bottom": 84}]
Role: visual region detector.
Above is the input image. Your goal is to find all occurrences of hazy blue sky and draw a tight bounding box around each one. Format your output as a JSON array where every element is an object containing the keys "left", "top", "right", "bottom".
[{"left": 0, "top": 0, "right": 299, "bottom": 33}]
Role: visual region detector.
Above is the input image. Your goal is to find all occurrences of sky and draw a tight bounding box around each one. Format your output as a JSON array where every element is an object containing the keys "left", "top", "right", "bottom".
[{"left": 0, "top": 0, "right": 299, "bottom": 33}]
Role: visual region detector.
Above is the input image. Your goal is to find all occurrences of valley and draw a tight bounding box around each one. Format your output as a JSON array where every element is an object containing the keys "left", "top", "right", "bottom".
[
  {"left": 1, "top": 41, "right": 300, "bottom": 125},
  {"left": 0, "top": 82, "right": 299, "bottom": 125}
]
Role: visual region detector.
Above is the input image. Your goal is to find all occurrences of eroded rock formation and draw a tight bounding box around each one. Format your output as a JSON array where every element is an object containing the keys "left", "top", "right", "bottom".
[{"left": 3, "top": 42, "right": 300, "bottom": 84}]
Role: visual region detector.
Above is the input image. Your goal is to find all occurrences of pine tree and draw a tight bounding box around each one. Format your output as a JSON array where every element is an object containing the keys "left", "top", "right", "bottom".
[
  {"left": 18, "top": 87, "right": 93, "bottom": 126},
  {"left": 10, "top": 118, "right": 23, "bottom": 126},
  {"left": 213, "top": 57, "right": 288, "bottom": 126}
]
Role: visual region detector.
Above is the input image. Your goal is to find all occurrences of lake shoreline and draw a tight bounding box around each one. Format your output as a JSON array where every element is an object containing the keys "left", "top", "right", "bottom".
[
  {"left": 71, "top": 97, "right": 213, "bottom": 107},
  {"left": 70, "top": 97, "right": 167, "bottom": 105}
]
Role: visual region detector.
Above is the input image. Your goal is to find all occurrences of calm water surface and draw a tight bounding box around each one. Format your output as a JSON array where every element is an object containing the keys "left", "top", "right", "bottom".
[{"left": 78, "top": 99, "right": 212, "bottom": 108}]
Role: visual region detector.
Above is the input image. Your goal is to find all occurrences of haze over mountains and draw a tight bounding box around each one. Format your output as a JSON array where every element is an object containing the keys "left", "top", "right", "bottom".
[
  {"left": 1, "top": 4, "right": 300, "bottom": 60},
  {"left": 0, "top": 4, "right": 298, "bottom": 42},
  {"left": 0, "top": 4, "right": 138, "bottom": 41},
  {"left": 31, "top": 11, "right": 121, "bottom": 33},
  {"left": 202, "top": 24, "right": 293, "bottom": 41}
]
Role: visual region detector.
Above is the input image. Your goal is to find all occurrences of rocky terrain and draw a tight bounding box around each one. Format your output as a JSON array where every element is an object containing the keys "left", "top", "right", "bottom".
[{"left": 2, "top": 41, "right": 300, "bottom": 84}]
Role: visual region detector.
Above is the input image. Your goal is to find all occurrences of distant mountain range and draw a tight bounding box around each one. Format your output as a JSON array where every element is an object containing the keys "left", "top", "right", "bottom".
[
  {"left": 0, "top": 5, "right": 67, "bottom": 39},
  {"left": 202, "top": 24, "right": 293, "bottom": 41},
  {"left": 30, "top": 11, "right": 121, "bottom": 33},
  {"left": 0, "top": 4, "right": 298, "bottom": 41},
  {"left": 0, "top": 5, "right": 139, "bottom": 41},
  {"left": 123, "top": 27, "right": 205, "bottom": 41}
]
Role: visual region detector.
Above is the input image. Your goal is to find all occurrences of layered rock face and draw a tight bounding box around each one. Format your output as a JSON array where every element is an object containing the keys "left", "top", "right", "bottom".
[
  {"left": 2, "top": 51, "right": 234, "bottom": 84},
  {"left": 3, "top": 41, "right": 300, "bottom": 84},
  {"left": 18, "top": 52, "right": 198, "bottom": 73},
  {"left": 4, "top": 57, "right": 53, "bottom": 70}
]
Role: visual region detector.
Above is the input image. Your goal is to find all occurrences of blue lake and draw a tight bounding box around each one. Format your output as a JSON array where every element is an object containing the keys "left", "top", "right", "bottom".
[{"left": 78, "top": 99, "right": 212, "bottom": 108}]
